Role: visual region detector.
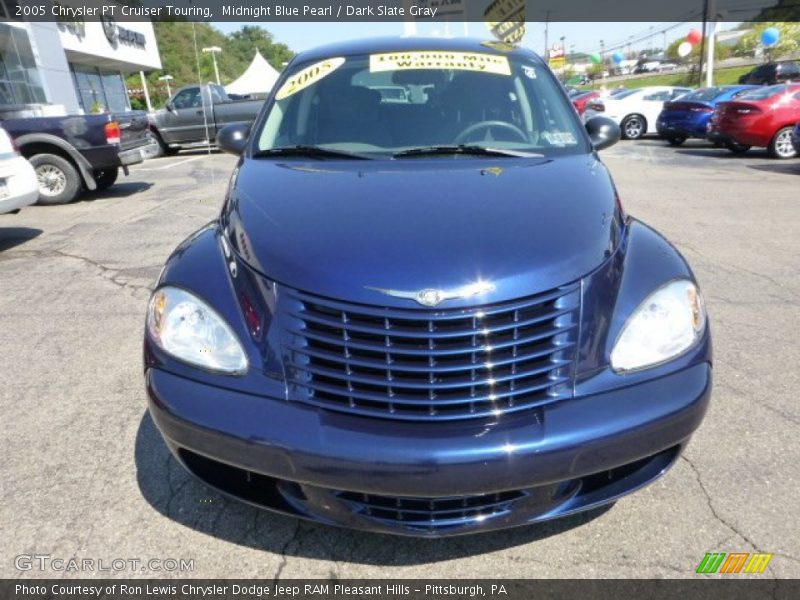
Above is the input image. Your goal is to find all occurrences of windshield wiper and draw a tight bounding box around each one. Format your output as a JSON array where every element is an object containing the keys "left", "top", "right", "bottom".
[
  {"left": 393, "top": 145, "right": 544, "bottom": 158},
  {"left": 252, "top": 145, "right": 374, "bottom": 160}
]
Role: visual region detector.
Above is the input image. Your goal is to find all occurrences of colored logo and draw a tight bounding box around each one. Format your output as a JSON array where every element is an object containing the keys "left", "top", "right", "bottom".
[{"left": 696, "top": 552, "right": 773, "bottom": 574}]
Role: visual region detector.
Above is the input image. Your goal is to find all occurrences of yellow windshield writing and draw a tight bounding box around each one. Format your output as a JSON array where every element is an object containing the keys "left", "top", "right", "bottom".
[
  {"left": 369, "top": 52, "right": 511, "bottom": 76},
  {"left": 275, "top": 57, "right": 345, "bottom": 100}
]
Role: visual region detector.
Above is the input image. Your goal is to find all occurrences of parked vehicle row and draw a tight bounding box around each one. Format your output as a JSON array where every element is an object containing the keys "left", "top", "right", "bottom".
[
  {"left": 582, "top": 86, "right": 693, "bottom": 139},
  {"left": 575, "top": 78, "right": 800, "bottom": 160},
  {"left": 738, "top": 60, "right": 800, "bottom": 85},
  {"left": 1, "top": 81, "right": 266, "bottom": 213},
  {"left": 0, "top": 108, "right": 151, "bottom": 205},
  {"left": 148, "top": 83, "right": 264, "bottom": 156},
  {"left": 706, "top": 84, "right": 800, "bottom": 159},
  {"left": 656, "top": 85, "right": 758, "bottom": 145}
]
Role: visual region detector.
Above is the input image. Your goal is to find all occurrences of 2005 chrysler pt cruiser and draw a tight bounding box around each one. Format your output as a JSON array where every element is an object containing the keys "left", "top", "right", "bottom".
[{"left": 144, "top": 38, "right": 712, "bottom": 536}]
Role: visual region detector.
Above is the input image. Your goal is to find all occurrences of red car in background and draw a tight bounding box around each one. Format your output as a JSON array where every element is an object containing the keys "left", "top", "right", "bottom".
[
  {"left": 571, "top": 90, "right": 600, "bottom": 115},
  {"left": 707, "top": 83, "right": 800, "bottom": 158}
]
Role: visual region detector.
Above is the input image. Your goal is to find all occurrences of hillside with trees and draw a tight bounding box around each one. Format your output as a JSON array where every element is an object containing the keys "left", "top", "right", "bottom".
[
  {"left": 734, "top": 22, "right": 800, "bottom": 58},
  {"left": 127, "top": 22, "right": 293, "bottom": 109}
]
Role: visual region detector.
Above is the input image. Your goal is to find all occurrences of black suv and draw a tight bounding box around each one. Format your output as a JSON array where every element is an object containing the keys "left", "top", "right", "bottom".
[{"left": 738, "top": 61, "right": 800, "bottom": 85}]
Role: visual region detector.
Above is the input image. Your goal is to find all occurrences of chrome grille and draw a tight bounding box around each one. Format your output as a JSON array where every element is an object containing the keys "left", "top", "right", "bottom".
[
  {"left": 283, "top": 283, "right": 580, "bottom": 421},
  {"left": 335, "top": 490, "right": 527, "bottom": 530}
]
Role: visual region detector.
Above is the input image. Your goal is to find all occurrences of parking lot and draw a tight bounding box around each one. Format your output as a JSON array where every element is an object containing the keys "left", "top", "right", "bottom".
[{"left": 1, "top": 141, "right": 798, "bottom": 579}]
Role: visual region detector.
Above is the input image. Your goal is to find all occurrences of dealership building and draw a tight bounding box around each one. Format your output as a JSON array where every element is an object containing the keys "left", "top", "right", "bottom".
[{"left": 0, "top": 2, "right": 161, "bottom": 115}]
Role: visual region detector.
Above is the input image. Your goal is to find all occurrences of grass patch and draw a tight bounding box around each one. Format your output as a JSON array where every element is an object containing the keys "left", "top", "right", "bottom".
[{"left": 585, "top": 65, "right": 754, "bottom": 90}]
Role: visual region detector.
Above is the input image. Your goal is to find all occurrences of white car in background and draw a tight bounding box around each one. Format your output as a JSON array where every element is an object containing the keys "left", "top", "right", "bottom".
[
  {"left": 583, "top": 86, "right": 693, "bottom": 139},
  {"left": 0, "top": 126, "right": 38, "bottom": 214}
]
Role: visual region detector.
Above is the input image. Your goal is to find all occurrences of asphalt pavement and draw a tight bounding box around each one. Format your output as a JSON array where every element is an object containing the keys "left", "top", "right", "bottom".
[{"left": 1, "top": 140, "right": 798, "bottom": 579}]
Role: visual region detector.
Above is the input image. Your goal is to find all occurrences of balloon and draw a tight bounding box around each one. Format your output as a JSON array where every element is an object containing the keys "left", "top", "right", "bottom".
[
  {"left": 589, "top": 52, "right": 602, "bottom": 64},
  {"left": 612, "top": 52, "right": 624, "bottom": 64},
  {"left": 687, "top": 29, "right": 702, "bottom": 45},
  {"left": 761, "top": 27, "right": 780, "bottom": 47},
  {"left": 677, "top": 42, "right": 693, "bottom": 58}
]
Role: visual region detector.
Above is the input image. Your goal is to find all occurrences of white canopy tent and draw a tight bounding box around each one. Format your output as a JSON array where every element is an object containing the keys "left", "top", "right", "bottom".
[{"left": 225, "top": 50, "right": 280, "bottom": 96}]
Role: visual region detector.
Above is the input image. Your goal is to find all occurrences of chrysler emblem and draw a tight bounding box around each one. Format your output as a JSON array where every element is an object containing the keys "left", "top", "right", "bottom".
[
  {"left": 367, "top": 281, "right": 495, "bottom": 307},
  {"left": 101, "top": 16, "right": 119, "bottom": 45}
]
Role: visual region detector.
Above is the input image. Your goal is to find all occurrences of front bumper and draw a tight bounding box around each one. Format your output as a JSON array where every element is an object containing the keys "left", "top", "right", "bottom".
[{"left": 147, "top": 361, "right": 712, "bottom": 536}]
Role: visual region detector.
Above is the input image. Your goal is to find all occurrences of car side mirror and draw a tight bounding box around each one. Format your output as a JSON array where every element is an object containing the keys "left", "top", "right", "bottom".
[
  {"left": 585, "top": 116, "right": 621, "bottom": 151},
  {"left": 216, "top": 122, "right": 251, "bottom": 155},
  {"left": 165, "top": 101, "right": 175, "bottom": 112}
]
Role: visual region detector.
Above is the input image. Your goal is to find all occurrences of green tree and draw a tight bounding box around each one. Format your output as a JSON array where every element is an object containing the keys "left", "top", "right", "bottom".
[
  {"left": 587, "top": 63, "right": 605, "bottom": 79},
  {"left": 666, "top": 37, "right": 731, "bottom": 63},
  {"left": 126, "top": 22, "right": 295, "bottom": 109},
  {"left": 227, "top": 25, "right": 294, "bottom": 70},
  {"left": 733, "top": 22, "right": 800, "bottom": 59}
]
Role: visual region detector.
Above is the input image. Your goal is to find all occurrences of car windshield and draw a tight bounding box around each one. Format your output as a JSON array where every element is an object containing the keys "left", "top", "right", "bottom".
[
  {"left": 681, "top": 87, "right": 724, "bottom": 102},
  {"left": 737, "top": 84, "right": 790, "bottom": 100},
  {"left": 610, "top": 89, "right": 639, "bottom": 99},
  {"left": 256, "top": 50, "right": 588, "bottom": 158}
]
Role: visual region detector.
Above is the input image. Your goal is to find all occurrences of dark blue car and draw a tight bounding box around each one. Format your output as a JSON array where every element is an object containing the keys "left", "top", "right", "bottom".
[
  {"left": 144, "top": 38, "right": 712, "bottom": 537},
  {"left": 656, "top": 85, "right": 757, "bottom": 145},
  {"left": 793, "top": 122, "right": 800, "bottom": 154}
]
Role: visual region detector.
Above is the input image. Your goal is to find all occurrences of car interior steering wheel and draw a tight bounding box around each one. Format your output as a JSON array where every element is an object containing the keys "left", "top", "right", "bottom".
[{"left": 454, "top": 120, "right": 529, "bottom": 145}]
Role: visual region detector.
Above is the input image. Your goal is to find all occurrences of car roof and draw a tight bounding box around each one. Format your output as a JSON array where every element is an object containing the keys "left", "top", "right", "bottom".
[
  {"left": 737, "top": 82, "right": 800, "bottom": 96},
  {"left": 292, "top": 36, "right": 543, "bottom": 65}
]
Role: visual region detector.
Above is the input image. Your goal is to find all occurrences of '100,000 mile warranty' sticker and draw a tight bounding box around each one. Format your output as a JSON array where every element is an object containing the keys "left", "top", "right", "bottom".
[
  {"left": 275, "top": 57, "right": 346, "bottom": 100},
  {"left": 370, "top": 52, "right": 511, "bottom": 76}
]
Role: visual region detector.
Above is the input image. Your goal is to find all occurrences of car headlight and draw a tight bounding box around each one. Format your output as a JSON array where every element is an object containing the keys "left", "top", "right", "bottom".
[
  {"left": 610, "top": 280, "right": 706, "bottom": 373},
  {"left": 147, "top": 286, "right": 248, "bottom": 374}
]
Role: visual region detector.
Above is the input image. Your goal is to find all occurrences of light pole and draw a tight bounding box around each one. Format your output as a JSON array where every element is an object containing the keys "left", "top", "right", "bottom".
[
  {"left": 600, "top": 40, "right": 605, "bottom": 80},
  {"left": 202, "top": 46, "right": 222, "bottom": 85},
  {"left": 560, "top": 36, "right": 566, "bottom": 82},
  {"left": 544, "top": 10, "right": 551, "bottom": 58},
  {"left": 158, "top": 74, "right": 173, "bottom": 97},
  {"left": 139, "top": 71, "right": 152, "bottom": 112}
]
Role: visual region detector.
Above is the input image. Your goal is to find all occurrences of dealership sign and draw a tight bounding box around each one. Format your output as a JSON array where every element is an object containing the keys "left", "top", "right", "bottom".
[
  {"left": 548, "top": 45, "right": 566, "bottom": 70},
  {"left": 483, "top": 0, "right": 526, "bottom": 44},
  {"left": 101, "top": 16, "right": 145, "bottom": 47}
]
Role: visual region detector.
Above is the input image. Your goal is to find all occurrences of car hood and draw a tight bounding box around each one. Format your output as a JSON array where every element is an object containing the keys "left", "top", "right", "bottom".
[{"left": 222, "top": 154, "right": 622, "bottom": 308}]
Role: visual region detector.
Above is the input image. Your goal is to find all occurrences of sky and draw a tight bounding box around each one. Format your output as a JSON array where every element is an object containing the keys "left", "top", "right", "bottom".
[{"left": 214, "top": 21, "right": 736, "bottom": 57}]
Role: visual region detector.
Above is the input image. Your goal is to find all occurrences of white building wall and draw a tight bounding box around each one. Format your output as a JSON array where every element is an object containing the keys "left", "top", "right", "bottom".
[
  {"left": 1, "top": 14, "right": 160, "bottom": 115},
  {"left": 58, "top": 20, "right": 161, "bottom": 72},
  {"left": 24, "top": 21, "right": 81, "bottom": 113}
]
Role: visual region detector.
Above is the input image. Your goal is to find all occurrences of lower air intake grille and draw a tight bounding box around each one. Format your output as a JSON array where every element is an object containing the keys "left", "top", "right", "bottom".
[{"left": 335, "top": 490, "right": 527, "bottom": 529}]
